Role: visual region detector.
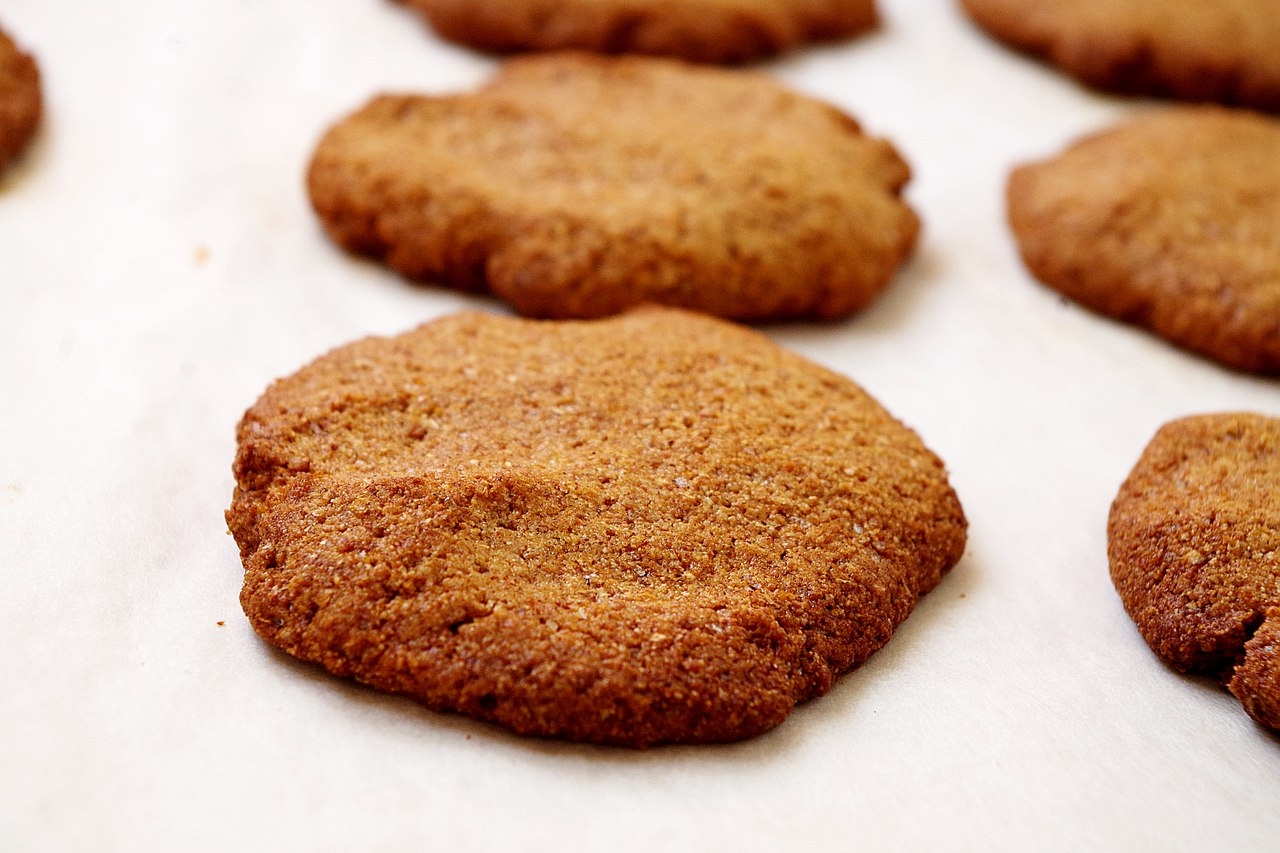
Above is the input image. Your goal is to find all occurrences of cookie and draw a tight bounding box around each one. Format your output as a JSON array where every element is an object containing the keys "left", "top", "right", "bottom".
[
  {"left": 1007, "top": 107, "right": 1280, "bottom": 375},
  {"left": 400, "top": 0, "right": 878, "bottom": 64},
  {"left": 0, "top": 24, "right": 40, "bottom": 173},
  {"left": 960, "top": 0, "right": 1280, "bottom": 111},
  {"left": 1109, "top": 413, "right": 1280, "bottom": 732},
  {"left": 226, "top": 308, "right": 967, "bottom": 747},
  {"left": 307, "top": 53, "right": 918, "bottom": 322}
]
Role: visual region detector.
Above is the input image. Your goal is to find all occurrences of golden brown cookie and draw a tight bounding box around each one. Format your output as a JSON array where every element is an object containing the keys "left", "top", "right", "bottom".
[
  {"left": 1109, "top": 413, "right": 1280, "bottom": 732},
  {"left": 400, "top": 0, "right": 878, "bottom": 64},
  {"left": 307, "top": 53, "right": 919, "bottom": 322},
  {"left": 959, "top": 0, "right": 1280, "bottom": 111},
  {"left": 0, "top": 24, "right": 41, "bottom": 173},
  {"left": 226, "top": 308, "right": 967, "bottom": 747},
  {"left": 1007, "top": 107, "right": 1280, "bottom": 374}
]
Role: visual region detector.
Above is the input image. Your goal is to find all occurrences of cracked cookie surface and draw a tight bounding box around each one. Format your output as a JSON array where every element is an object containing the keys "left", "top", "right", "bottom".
[
  {"left": 307, "top": 53, "right": 918, "bottom": 322},
  {"left": 401, "top": 0, "right": 878, "bottom": 64},
  {"left": 1109, "top": 412, "right": 1280, "bottom": 731},
  {"left": 960, "top": 0, "right": 1280, "bottom": 111},
  {"left": 1008, "top": 107, "right": 1280, "bottom": 375},
  {"left": 226, "top": 308, "right": 967, "bottom": 746}
]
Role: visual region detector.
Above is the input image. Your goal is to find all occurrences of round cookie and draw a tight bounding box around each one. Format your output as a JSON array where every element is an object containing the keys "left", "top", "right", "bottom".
[
  {"left": 959, "top": 0, "right": 1280, "bottom": 111},
  {"left": 307, "top": 53, "right": 919, "bottom": 322},
  {"left": 0, "top": 24, "right": 41, "bottom": 173},
  {"left": 226, "top": 308, "right": 968, "bottom": 747},
  {"left": 1109, "top": 413, "right": 1280, "bottom": 732},
  {"left": 1007, "top": 107, "right": 1280, "bottom": 375},
  {"left": 400, "top": 0, "right": 878, "bottom": 65}
]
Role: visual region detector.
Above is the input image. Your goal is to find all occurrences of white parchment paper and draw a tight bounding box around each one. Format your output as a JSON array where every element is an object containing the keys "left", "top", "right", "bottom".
[{"left": 2, "top": 1, "right": 1278, "bottom": 850}]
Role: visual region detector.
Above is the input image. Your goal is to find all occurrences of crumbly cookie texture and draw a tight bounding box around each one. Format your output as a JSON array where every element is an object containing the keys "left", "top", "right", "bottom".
[
  {"left": 227, "top": 308, "right": 967, "bottom": 747},
  {"left": 960, "top": 0, "right": 1280, "bottom": 111},
  {"left": 307, "top": 53, "right": 918, "bottom": 322},
  {"left": 1007, "top": 106, "right": 1280, "bottom": 374},
  {"left": 400, "top": 0, "right": 877, "bottom": 64},
  {"left": 0, "top": 24, "right": 41, "bottom": 172},
  {"left": 1109, "top": 413, "right": 1280, "bottom": 732}
]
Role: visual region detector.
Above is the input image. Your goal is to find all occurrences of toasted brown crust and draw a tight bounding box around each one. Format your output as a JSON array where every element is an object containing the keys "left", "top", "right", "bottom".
[
  {"left": 1109, "top": 413, "right": 1280, "bottom": 732},
  {"left": 960, "top": 0, "right": 1280, "bottom": 111},
  {"left": 307, "top": 53, "right": 918, "bottom": 322},
  {"left": 401, "top": 0, "right": 878, "bottom": 64},
  {"left": 0, "top": 25, "right": 41, "bottom": 173},
  {"left": 226, "top": 308, "right": 967, "bottom": 747},
  {"left": 1007, "top": 107, "right": 1280, "bottom": 374},
  {"left": 1231, "top": 611, "right": 1280, "bottom": 730}
]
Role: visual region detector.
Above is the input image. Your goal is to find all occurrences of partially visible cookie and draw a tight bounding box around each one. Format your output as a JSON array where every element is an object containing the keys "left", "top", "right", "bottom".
[
  {"left": 227, "top": 308, "right": 968, "bottom": 747},
  {"left": 960, "top": 0, "right": 1280, "bottom": 111},
  {"left": 400, "top": 0, "right": 878, "bottom": 64},
  {"left": 1007, "top": 107, "right": 1280, "bottom": 374},
  {"left": 1109, "top": 413, "right": 1280, "bottom": 732},
  {"left": 307, "top": 53, "right": 919, "bottom": 322},
  {"left": 0, "top": 24, "right": 41, "bottom": 173}
]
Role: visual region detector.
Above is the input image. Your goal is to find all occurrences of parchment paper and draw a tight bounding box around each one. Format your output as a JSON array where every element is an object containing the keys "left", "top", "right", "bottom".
[{"left": 2, "top": 1, "right": 1278, "bottom": 850}]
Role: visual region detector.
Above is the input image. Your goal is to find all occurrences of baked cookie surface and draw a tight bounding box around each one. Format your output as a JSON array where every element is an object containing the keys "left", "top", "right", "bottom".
[
  {"left": 1007, "top": 107, "right": 1280, "bottom": 374},
  {"left": 307, "top": 53, "right": 918, "bottom": 322},
  {"left": 401, "top": 0, "right": 878, "bottom": 64},
  {"left": 960, "top": 0, "right": 1280, "bottom": 111},
  {"left": 0, "top": 24, "right": 41, "bottom": 173},
  {"left": 1109, "top": 413, "right": 1280, "bottom": 731},
  {"left": 227, "top": 308, "right": 967, "bottom": 747}
]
